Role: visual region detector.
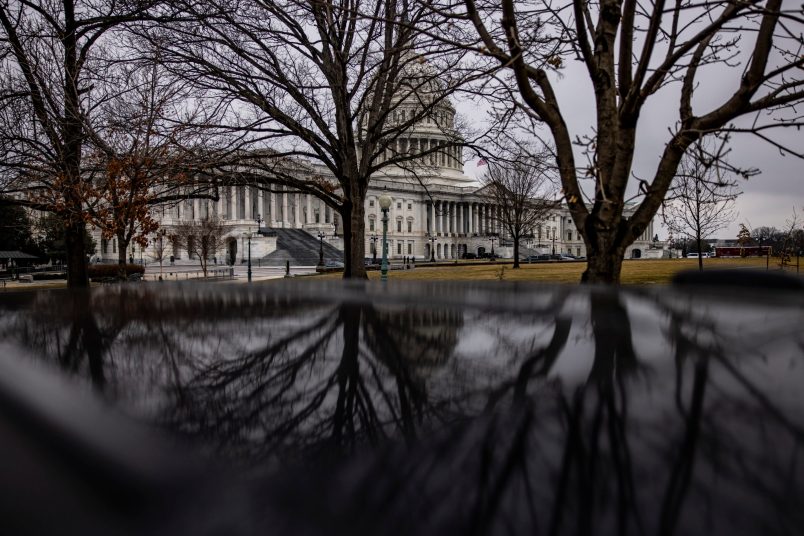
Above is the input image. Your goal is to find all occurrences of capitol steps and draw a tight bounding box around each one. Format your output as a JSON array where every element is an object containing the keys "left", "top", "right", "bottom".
[{"left": 259, "top": 228, "right": 343, "bottom": 266}]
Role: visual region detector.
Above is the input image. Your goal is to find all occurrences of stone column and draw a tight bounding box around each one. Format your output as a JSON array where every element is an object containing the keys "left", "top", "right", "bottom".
[
  {"left": 306, "top": 194, "right": 312, "bottom": 225},
  {"left": 451, "top": 202, "right": 457, "bottom": 234},
  {"left": 230, "top": 186, "right": 237, "bottom": 221},
  {"left": 271, "top": 191, "right": 278, "bottom": 226},
  {"left": 445, "top": 202, "right": 450, "bottom": 233},
  {"left": 282, "top": 188, "right": 289, "bottom": 228},
  {"left": 244, "top": 187, "right": 252, "bottom": 220},
  {"left": 294, "top": 192, "right": 301, "bottom": 227},
  {"left": 430, "top": 201, "right": 435, "bottom": 234}
]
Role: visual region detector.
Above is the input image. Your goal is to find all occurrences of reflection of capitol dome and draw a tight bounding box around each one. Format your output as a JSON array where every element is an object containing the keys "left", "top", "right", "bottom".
[{"left": 365, "top": 306, "right": 463, "bottom": 371}]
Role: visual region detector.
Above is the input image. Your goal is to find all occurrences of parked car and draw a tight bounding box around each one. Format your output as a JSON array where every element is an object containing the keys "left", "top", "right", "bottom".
[
  {"left": 524, "top": 254, "right": 551, "bottom": 262},
  {"left": 324, "top": 260, "right": 344, "bottom": 268},
  {"left": 461, "top": 252, "right": 477, "bottom": 260},
  {"left": 687, "top": 253, "right": 700, "bottom": 259}
]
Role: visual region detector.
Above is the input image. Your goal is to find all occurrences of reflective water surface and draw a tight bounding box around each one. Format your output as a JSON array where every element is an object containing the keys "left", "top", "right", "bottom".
[{"left": 1, "top": 281, "right": 803, "bottom": 535}]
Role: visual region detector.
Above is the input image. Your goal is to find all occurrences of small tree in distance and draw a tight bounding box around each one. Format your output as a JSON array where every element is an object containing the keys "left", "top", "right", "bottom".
[
  {"left": 737, "top": 224, "right": 752, "bottom": 256},
  {"left": 663, "top": 141, "right": 740, "bottom": 272},
  {"left": 480, "top": 143, "right": 559, "bottom": 268},
  {"left": 778, "top": 209, "right": 802, "bottom": 271},
  {"left": 150, "top": 230, "right": 168, "bottom": 278},
  {"left": 174, "top": 217, "right": 225, "bottom": 277}
]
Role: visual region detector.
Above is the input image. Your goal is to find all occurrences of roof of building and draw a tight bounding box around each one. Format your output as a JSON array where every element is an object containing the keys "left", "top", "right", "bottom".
[{"left": 0, "top": 251, "right": 39, "bottom": 259}]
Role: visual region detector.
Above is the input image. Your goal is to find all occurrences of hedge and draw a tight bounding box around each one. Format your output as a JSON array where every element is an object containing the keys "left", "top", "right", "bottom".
[{"left": 87, "top": 264, "right": 145, "bottom": 279}]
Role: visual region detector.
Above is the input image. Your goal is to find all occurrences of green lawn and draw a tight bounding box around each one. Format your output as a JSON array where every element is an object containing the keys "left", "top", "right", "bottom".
[{"left": 320, "top": 257, "right": 781, "bottom": 285}]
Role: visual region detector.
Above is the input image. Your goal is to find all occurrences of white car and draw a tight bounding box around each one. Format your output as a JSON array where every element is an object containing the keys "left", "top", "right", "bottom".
[{"left": 687, "top": 253, "right": 699, "bottom": 259}]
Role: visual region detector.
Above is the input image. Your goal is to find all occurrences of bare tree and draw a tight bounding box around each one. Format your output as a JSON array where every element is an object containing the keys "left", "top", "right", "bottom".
[
  {"left": 480, "top": 143, "right": 558, "bottom": 268},
  {"left": 174, "top": 216, "right": 226, "bottom": 277},
  {"left": 430, "top": 0, "right": 802, "bottom": 283},
  {"left": 0, "top": 1, "right": 173, "bottom": 287},
  {"left": 777, "top": 208, "right": 802, "bottom": 271},
  {"left": 663, "top": 141, "right": 740, "bottom": 271},
  {"left": 85, "top": 52, "right": 232, "bottom": 271},
  {"left": 139, "top": 0, "right": 475, "bottom": 278}
]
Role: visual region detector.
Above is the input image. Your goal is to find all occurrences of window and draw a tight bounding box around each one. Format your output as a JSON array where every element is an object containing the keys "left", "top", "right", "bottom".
[
  {"left": 408, "top": 203, "right": 412, "bottom": 210},
  {"left": 315, "top": 210, "right": 320, "bottom": 223},
  {"left": 407, "top": 242, "right": 412, "bottom": 254},
  {"left": 397, "top": 220, "right": 402, "bottom": 233},
  {"left": 397, "top": 242, "right": 402, "bottom": 254},
  {"left": 567, "top": 231, "right": 572, "bottom": 241},
  {"left": 369, "top": 218, "right": 375, "bottom": 232},
  {"left": 397, "top": 202, "right": 402, "bottom": 209},
  {"left": 112, "top": 239, "right": 116, "bottom": 253},
  {"left": 407, "top": 221, "right": 412, "bottom": 233},
  {"left": 369, "top": 199, "right": 375, "bottom": 207}
]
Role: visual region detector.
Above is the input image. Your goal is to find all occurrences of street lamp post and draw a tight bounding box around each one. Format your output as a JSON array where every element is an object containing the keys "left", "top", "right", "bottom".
[
  {"left": 158, "top": 229, "right": 166, "bottom": 278},
  {"left": 552, "top": 234, "right": 556, "bottom": 256},
  {"left": 379, "top": 194, "right": 392, "bottom": 282},
  {"left": 317, "top": 231, "right": 326, "bottom": 268},
  {"left": 490, "top": 235, "right": 496, "bottom": 258},
  {"left": 370, "top": 234, "right": 378, "bottom": 264},
  {"left": 428, "top": 234, "right": 436, "bottom": 262},
  {"left": 242, "top": 231, "right": 253, "bottom": 282},
  {"left": 255, "top": 213, "right": 263, "bottom": 231}
]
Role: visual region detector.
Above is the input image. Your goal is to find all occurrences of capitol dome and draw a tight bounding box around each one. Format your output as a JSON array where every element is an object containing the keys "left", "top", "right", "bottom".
[{"left": 370, "top": 53, "right": 474, "bottom": 187}]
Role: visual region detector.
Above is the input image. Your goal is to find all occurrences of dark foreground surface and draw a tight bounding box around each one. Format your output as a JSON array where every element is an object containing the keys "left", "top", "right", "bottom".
[{"left": 0, "top": 277, "right": 803, "bottom": 535}]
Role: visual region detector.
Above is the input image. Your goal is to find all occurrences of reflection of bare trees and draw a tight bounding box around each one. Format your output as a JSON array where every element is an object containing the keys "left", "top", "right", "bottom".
[
  {"left": 1, "top": 285, "right": 803, "bottom": 534},
  {"left": 269, "top": 290, "right": 804, "bottom": 536},
  {"left": 166, "top": 302, "right": 464, "bottom": 461}
]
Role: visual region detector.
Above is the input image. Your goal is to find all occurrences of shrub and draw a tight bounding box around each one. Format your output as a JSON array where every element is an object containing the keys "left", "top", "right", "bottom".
[
  {"left": 32, "top": 272, "right": 66, "bottom": 281},
  {"left": 87, "top": 264, "right": 145, "bottom": 280}
]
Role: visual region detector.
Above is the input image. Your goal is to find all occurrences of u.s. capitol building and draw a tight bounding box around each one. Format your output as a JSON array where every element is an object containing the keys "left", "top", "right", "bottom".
[{"left": 92, "top": 92, "right": 655, "bottom": 266}]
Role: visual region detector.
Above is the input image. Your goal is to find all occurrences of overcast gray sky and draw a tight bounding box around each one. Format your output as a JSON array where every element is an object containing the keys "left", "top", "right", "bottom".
[{"left": 456, "top": 54, "right": 803, "bottom": 240}]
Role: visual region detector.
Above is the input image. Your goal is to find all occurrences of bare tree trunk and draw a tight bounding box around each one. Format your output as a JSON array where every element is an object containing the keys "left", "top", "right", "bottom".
[
  {"left": 62, "top": 1, "right": 89, "bottom": 289},
  {"left": 341, "top": 198, "right": 367, "bottom": 279},
  {"left": 582, "top": 240, "right": 625, "bottom": 284},
  {"left": 512, "top": 233, "right": 520, "bottom": 269},
  {"left": 64, "top": 218, "right": 88, "bottom": 287},
  {"left": 696, "top": 235, "right": 704, "bottom": 272}
]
